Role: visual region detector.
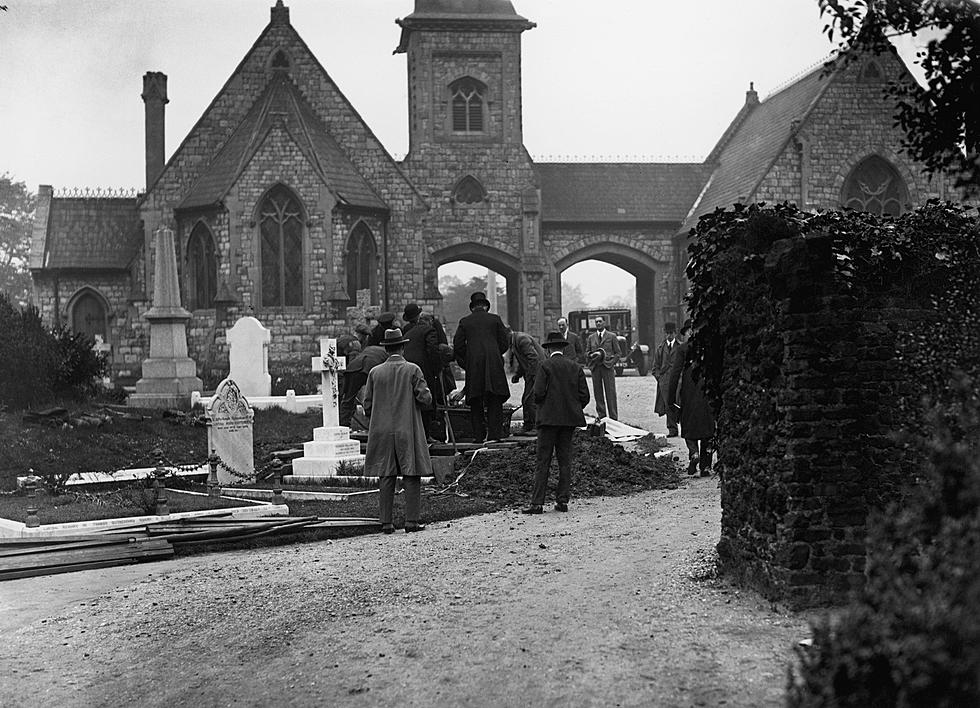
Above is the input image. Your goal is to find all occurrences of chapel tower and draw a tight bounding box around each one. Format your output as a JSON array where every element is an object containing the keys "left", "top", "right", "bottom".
[{"left": 395, "top": 0, "right": 546, "bottom": 334}]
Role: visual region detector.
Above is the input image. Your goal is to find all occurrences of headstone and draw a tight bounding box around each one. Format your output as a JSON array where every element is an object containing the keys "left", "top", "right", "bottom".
[
  {"left": 226, "top": 316, "right": 271, "bottom": 397},
  {"left": 288, "top": 337, "right": 365, "bottom": 481},
  {"left": 206, "top": 378, "right": 255, "bottom": 484}
]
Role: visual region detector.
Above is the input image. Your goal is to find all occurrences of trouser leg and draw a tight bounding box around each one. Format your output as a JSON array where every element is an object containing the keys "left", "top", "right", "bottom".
[
  {"left": 403, "top": 477, "right": 421, "bottom": 523},
  {"left": 469, "top": 396, "right": 487, "bottom": 442},
  {"left": 554, "top": 427, "right": 574, "bottom": 504},
  {"left": 486, "top": 393, "right": 505, "bottom": 440},
  {"left": 699, "top": 439, "right": 713, "bottom": 471},
  {"left": 379, "top": 476, "right": 396, "bottom": 526},
  {"left": 521, "top": 374, "right": 536, "bottom": 430},
  {"left": 602, "top": 367, "right": 618, "bottom": 421},
  {"left": 666, "top": 405, "right": 679, "bottom": 434},
  {"left": 591, "top": 368, "right": 607, "bottom": 419},
  {"left": 532, "top": 426, "right": 557, "bottom": 506}
]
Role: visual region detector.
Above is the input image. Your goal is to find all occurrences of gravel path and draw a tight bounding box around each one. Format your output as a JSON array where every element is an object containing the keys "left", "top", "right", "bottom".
[{"left": 0, "top": 376, "right": 811, "bottom": 707}]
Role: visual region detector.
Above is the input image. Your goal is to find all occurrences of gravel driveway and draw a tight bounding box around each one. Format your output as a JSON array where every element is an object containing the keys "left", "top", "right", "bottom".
[{"left": 0, "top": 376, "right": 811, "bottom": 707}]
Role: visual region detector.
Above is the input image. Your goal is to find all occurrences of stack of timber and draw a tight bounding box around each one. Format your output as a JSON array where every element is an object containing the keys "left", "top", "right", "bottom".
[
  {"left": 0, "top": 534, "right": 172, "bottom": 581},
  {"left": 0, "top": 516, "right": 382, "bottom": 580}
]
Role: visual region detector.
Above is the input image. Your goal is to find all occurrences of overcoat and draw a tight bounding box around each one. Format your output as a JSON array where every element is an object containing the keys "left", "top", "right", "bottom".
[
  {"left": 585, "top": 329, "right": 621, "bottom": 370},
  {"left": 652, "top": 338, "right": 680, "bottom": 415},
  {"left": 666, "top": 341, "right": 715, "bottom": 440},
  {"left": 562, "top": 330, "right": 585, "bottom": 364},
  {"left": 363, "top": 355, "right": 433, "bottom": 477},
  {"left": 452, "top": 309, "right": 510, "bottom": 400},
  {"left": 533, "top": 353, "right": 590, "bottom": 427},
  {"left": 403, "top": 318, "right": 441, "bottom": 408}
]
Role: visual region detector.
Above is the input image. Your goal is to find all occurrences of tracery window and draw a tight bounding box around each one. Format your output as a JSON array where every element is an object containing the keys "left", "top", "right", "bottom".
[
  {"left": 450, "top": 78, "right": 486, "bottom": 133},
  {"left": 345, "top": 222, "right": 377, "bottom": 305},
  {"left": 841, "top": 156, "right": 909, "bottom": 217},
  {"left": 259, "top": 185, "right": 304, "bottom": 307},
  {"left": 185, "top": 222, "right": 217, "bottom": 310},
  {"left": 452, "top": 175, "right": 487, "bottom": 204}
]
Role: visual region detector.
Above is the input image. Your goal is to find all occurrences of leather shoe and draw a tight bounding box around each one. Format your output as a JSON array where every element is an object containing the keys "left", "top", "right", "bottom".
[
  {"left": 554, "top": 502, "right": 568, "bottom": 512},
  {"left": 687, "top": 461, "right": 698, "bottom": 476},
  {"left": 405, "top": 524, "right": 425, "bottom": 533},
  {"left": 521, "top": 506, "right": 543, "bottom": 515},
  {"left": 381, "top": 525, "right": 395, "bottom": 535},
  {"left": 700, "top": 468, "right": 711, "bottom": 477}
]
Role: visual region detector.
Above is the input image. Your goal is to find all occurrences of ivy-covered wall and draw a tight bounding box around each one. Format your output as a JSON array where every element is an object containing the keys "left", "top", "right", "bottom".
[{"left": 687, "top": 202, "right": 979, "bottom": 607}]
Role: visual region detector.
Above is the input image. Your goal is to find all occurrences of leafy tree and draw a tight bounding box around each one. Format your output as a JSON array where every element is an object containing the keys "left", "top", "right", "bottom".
[
  {"left": 0, "top": 174, "right": 35, "bottom": 307},
  {"left": 819, "top": 0, "right": 980, "bottom": 195},
  {"left": 560, "top": 280, "right": 590, "bottom": 313},
  {"left": 437, "top": 273, "right": 508, "bottom": 332}
]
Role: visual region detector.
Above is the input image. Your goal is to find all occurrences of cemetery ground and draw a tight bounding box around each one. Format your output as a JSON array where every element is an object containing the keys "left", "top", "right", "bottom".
[{"left": 0, "top": 376, "right": 813, "bottom": 706}]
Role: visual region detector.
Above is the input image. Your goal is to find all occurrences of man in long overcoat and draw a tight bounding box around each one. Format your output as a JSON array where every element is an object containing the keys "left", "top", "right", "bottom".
[
  {"left": 507, "top": 329, "right": 547, "bottom": 434},
  {"left": 666, "top": 320, "right": 715, "bottom": 477},
  {"left": 364, "top": 328, "right": 433, "bottom": 533},
  {"left": 402, "top": 302, "right": 442, "bottom": 440},
  {"left": 586, "top": 316, "right": 621, "bottom": 421},
  {"left": 452, "top": 291, "right": 510, "bottom": 442},
  {"left": 522, "top": 331, "right": 590, "bottom": 514},
  {"left": 652, "top": 321, "right": 680, "bottom": 436}
]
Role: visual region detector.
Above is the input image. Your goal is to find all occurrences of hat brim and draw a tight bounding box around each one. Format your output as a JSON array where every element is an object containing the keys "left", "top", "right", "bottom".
[
  {"left": 541, "top": 340, "right": 568, "bottom": 348},
  {"left": 469, "top": 299, "right": 491, "bottom": 310},
  {"left": 381, "top": 337, "right": 410, "bottom": 347}
]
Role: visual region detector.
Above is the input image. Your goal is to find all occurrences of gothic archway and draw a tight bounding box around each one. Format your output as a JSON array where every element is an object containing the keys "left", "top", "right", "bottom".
[{"left": 67, "top": 287, "right": 109, "bottom": 341}]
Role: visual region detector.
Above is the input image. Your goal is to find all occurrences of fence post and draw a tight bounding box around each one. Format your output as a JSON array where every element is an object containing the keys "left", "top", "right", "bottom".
[
  {"left": 153, "top": 461, "right": 169, "bottom": 516},
  {"left": 207, "top": 450, "right": 220, "bottom": 497},
  {"left": 271, "top": 458, "right": 286, "bottom": 506},
  {"left": 24, "top": 470, "right": 40, "bottom": 528}
]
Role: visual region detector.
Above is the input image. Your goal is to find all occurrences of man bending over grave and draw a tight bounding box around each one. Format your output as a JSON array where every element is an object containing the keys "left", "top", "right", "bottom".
[
  {"left": 364, "top": 328, "right": 434, "bottom": 534},
  {"left": 339, "top": 343, "right": 389, "bottom": 429}
]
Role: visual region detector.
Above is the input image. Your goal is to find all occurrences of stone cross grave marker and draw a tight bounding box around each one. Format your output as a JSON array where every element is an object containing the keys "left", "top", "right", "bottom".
[
  {"left": 206, "top": 378, "right": 255, "bottom": 484},
  {"left": 288, "top": 337, "right": 365, "bottom": 481},
  {"left": 226, "top": 316, "right": 271, "bottom": 397}
]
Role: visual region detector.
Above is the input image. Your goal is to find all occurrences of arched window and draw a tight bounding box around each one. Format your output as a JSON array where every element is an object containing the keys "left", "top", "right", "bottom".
[
  {"left": 452, "top": 175, "right": 487, "bottom": 204},
  {"left": 860, "top": 59, "right": 883, "bottom": 82},
  {"left": 70, "top": 290, "right": 107, "bottom": 340},
  {"left": 271, "top": 50, "right": 290, "bottom": 70},
  {"left": 841, "top": 156, "right": 909, "bottom": 217},
  {"left": 450, "top": 77, "right": 486, "bottom": 133},
  {"left": 345, "top": 222, "right": 377, "bottom": 305},
  {"left": 185, "top": 222, "right": 217, "bottom": 310},
  {"left": 258, "top": 185, "right": 305, "bottom": 307}
]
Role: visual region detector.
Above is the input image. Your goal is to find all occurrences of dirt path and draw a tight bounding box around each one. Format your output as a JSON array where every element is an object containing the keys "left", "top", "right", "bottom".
[{"left": 0, "top": 474, "right": 810, "bottom": 707}]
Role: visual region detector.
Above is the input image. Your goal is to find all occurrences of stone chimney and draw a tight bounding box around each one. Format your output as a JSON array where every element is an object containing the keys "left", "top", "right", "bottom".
[
  {"left": 271, "top": 0, "right": 289, "bottom": 24},
  {"left": 141, "top": 72, "right": 169, "bottom": 189},
  {"left": 746, "top": 81, "right": 759, "bottom": 106}
]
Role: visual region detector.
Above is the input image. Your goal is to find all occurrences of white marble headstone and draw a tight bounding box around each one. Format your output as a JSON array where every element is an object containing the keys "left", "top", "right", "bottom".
[
  {"left": 206, "top": 378, "right": 255, "bottom": 484},
  {"left": 227, "top": 316, "right": 271, "bottom": 397}
]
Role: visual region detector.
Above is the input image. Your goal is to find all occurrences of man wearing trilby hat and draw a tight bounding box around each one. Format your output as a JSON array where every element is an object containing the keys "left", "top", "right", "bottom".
[
  {"left": 364, "top": 327, "right": 433, "bottom": 533},
  {"left": 452, "top": 291, "right": 511, "bottom": 442}
]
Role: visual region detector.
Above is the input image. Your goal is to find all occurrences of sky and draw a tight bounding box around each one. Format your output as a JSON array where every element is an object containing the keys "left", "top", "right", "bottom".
[{"left": 0, "top": 0, "right": 924, "bottom": 305}]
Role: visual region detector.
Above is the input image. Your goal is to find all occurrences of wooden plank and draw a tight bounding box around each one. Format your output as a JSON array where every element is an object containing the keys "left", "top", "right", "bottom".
[
  {"left": 0, "top": 540, "right": 172, "bottom": 572},
  {"left": 0, "top": 536, "right": 151, "bottom": 557},
  {"left": 0, "top": 551, "right": 172, "bottom": 581},
  {"left": 0, "top": 534, "right": 135, "bottom": 546}
]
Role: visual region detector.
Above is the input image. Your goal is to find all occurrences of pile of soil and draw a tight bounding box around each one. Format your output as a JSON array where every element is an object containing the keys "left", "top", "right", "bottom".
[{"left": 451, "top": 432, "right": 681, "bottom": 507}]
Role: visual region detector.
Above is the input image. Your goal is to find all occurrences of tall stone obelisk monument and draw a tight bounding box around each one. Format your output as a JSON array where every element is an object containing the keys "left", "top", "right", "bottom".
[{"left": 128, "top": 226, "right": 203, "bottom": 409}]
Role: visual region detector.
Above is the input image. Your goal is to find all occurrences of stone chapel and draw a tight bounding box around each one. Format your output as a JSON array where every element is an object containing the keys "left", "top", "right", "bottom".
[{"left": 28, "top": 0, "right": 959, "bottom": 383}]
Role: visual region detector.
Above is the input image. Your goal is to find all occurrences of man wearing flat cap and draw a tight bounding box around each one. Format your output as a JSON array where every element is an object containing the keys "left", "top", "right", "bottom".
[
  {"left": 364, "top": 327, "right": 433, "bottom": 534},
  {"left": 452, "top": 291, "right": 510, "bottom": 442}
]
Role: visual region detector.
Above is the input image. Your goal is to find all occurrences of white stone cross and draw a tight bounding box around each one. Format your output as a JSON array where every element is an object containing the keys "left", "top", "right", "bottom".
[{"left": 311, "top": 337, "right": 346, "bottom": 428}]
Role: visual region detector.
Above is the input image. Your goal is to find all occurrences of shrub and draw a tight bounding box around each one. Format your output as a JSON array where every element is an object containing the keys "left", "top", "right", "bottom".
[
  {"left": 787, "top": 373, "right": 980, "bottom": 706},
  {"left": 0, "top": 293, "right": 108, "bottom": 409}
]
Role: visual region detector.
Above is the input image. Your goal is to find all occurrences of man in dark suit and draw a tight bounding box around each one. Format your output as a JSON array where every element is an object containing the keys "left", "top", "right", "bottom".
[
  {"left": 453, "top": 291, "right": 510, "bottom": 442},
  {"left": 652, "top": 321, "right": 680, "bottom": 437},
  {"left": 339, "top": 343, "right": 389, "bottom": 428},
  {"left": 557, "top": 316, "right": 584, "bottom": 364},
  {"left": 402, "top": 302, "right": 441, "bottom": 440},
  {"left": 523, "top": 331, "right": 590, "bottom": 514},
  {"left": 586, "top": 316, "right": 621, "bottom": 420},
  {"left": 666, "top": 320, "right": 715, "bottom": 477}
]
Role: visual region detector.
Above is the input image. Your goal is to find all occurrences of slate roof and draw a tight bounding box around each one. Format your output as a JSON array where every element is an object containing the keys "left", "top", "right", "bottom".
[
  {"left": 178, "top": 72, "right": 388, "bottom": 212},
  {"left": 39, "top": 198, "right": 141, "bottom": 270},
  {"left": 680, "top": 64, "right": 832, "bottom": 233},
  {"left": 536, "top": 163, "right": 713, "bottom": 223}
]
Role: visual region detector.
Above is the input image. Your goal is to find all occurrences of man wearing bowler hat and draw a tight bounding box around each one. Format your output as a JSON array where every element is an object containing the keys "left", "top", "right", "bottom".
[
  {"left": 364, "top": 328, "right": 433, "bottom": 533},
  {"left": 522, "top": 331, "right": 590, "bottom": 514},
  {"left": 452, "top": 291, "right": 511, "bottom": 442}
]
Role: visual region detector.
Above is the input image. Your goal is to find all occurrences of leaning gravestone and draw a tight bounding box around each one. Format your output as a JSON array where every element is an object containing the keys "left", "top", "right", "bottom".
[
  {"left": 206, "top": 378, "right": 255, "bottom": 484},
  {"left": 226, "top": 316, "right": 271, "bottom": 397}
]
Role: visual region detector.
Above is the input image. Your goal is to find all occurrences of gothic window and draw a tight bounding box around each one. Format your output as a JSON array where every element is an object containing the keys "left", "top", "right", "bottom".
[
  {"left": 70, "top": 290, "right": 107, "bottom": 340},
  {"left": 345, "top": 222, "right": 377, "bottom": 305},
  {"left": 860, "top": 59, "right": 883, "bottom": 82},
  {"left": 271, "top": 50, "right": 290, "bottom": 70},
  {"left": 841, "top": 156, "right": 909, "bottom": 217},
  {"left": 185, "top": 222, "right": 217, "bottom": 310},
  {"left": 450, "top": 77, "right": 486, "bottom": 133},
  {"left": 452, "top": 175, "right": 487, "bottom": 204},
  {"left": 259, "top": 185, "right": 305, "bottom": 307}
]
